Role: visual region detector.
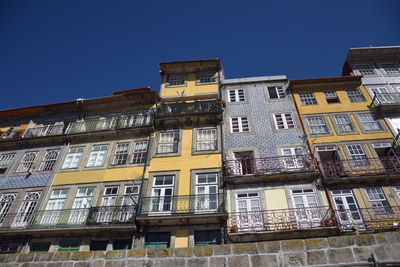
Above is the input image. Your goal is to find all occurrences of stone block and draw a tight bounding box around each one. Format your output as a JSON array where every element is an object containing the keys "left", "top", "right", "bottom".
[
  {"left": 73, "top": 262, "right": 90, "bottom": 267},
  {"left": 147, "top": 248, "right": 173, "bottom": 258},
  {"left": 327, "top": 248, "right": 354, "bottom": 264},
  {"left": 62, "top": 262, "right": 75, "bottom": 267},
  {"left": 375, "top": 232, "right": 400, "bottom": 244},
  {"left": 46, "top": 263, "right": 63, "bottom": 267},
  {"left": 0, "top": 254, "right": 7, "bottom": 263},
  {"left": 213, "top": 244, "right": 232, "bottom": 255},
  {"left": 104, "top": 260, "right": 126, "bottom": 267},
  {"left": 153, "top": 258, "right": 185, "bottom": 267},
  {"left": 282, "top": 252, "right": 306, "bottom": 267},
  {"left": 355, "top": 234, "right": 376, "bottom": 246},
  {"left": 70, "top": 252, "right": 93, "bottom": 261},
  {"left": 5, "top": 253, "right": 18, "bottom": 263},
  {"left": 127, "top": 259, "right": 154, "bottom": 267},
  {"left": 193, "top": 246, "right": 213, "bottom": 257},
  {"left": 127, "top": 249, "right": 147, "bottom": 258},
  {"left": 382, "top": 244, "right": 400, "bottom": 260},
  {"left": 327, "top": 236, "right": 354, "bottom": 248},
  {"left": 281, "top": 240, "right": 305, "bottom": 252},
  {"left": 17, "top": 253, "right": 35, "bottom": 263},
  {"left": 173, "top": 248, "right": 192, "bottom": 257},
  {"left": 105, "top": 250, "right": 126, "bottom": 259},
  {"left": 373, "top": 246, "right": 391, "bottom": 261},
  {"left": 34, "top": 252, "right": 55, "bottom": 262},
  {"left": 227, "top": 255, "right": 249, "bottom": 267},
  {"left": 304, "top": 238, "right": 328, "bottom": 250},
  {"left": 91, "top": 260, "right": 105, "bottom": 267},
  {"left": 19, "top": 263, "right": 44, "bottom": 267},
  {"left": 210, "top": 257, "right": 227, "bottom": 267},
  {"left": 93, "top": 251, "right": 106, "bottom": 259},
  {"left": 353, "top": 247, "right": 373, "bottom": 262},
  {"left": 185, "top": 257, "right": 209, "bottom": 267},
  {"left": 307, "top": 251, "right": 327, "bottom": 266},
  {"left": 250, "top": 255, "right": 278, "bottom": 267},
  {"left": 53, "top": 251, "right": 72, "bottom": 261},
  {"left": 257, "top": 241, "right": 281, "bottom": 253},
  {"left": 233, "top": 243, "right": 257, "bottom": 254}
]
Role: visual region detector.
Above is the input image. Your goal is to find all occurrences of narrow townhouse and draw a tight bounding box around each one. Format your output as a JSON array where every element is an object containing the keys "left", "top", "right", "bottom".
[
  {"left": 136, "top": 60, "right": 227, "bottom": 248},
  {"left": 291, "top": 76, "right": 400, "bottom": 232},
  {"left": 221, "top": 76, "right": 334, "bottom": 243}
]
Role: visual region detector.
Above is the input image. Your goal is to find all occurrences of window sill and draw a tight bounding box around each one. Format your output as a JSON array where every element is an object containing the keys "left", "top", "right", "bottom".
[
  {"left": 154, "top": 153, "right": 181, "bottom": 158},
  {"left": 192, "top": 149, "right": 221, "bottom": 155}
]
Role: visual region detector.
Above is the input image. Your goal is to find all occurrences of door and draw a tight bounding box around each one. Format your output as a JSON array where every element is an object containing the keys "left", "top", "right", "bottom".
[
  {"left": 40, "top": 189, "right": 68, "bottom": 226},
  {"left": 232, "top": 151, "right": 254, "bottom": 175},
  {"left": 235, "top": 193, "right": 264, "bottom": 231},
  {"left": 331, "top": 189, "right": 364, "bottom": 230},
  {"left": 282, "top": 148, "right": 304, "bottom": 170},
  {"left": 317, "top": 147, "right": 345, "bottom": 177},
  {"left": 12, "top": 192, "right": 41, "bottom": 228},
  {"left": 97, "top": 187, "right": 118, "bottom": 223},
  {"left": 68, "top": 187, "right": 95, "bottom": 224},
  {"left": 291, "top": 189, "right": 320, "bottom": 228},
  {"left": 150, "top": 176, "right": 174, "bottom": 214},
  {"left": 0, "top": 194, "right": 16, "bottom": 226},
  {"left": 195, "top": 173, "right": 218, "bottom": 213}
]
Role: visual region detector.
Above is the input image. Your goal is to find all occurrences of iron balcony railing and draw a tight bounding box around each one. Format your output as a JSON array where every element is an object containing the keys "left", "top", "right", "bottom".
[
  {"left": 23, "top": 124, "right": 66, "bottom": 138},
  {"left": 224, "top": 155, "right": 315, "bottom": 177},
  {"left": 156, "top": 100, "right": 222, "bottom": 117},
  {"left": 317, "top": 156, "right": 400, "bottom": 178},
  {"left": 138, "top": 194, "right": 225, "bottom": 216},
  {"left": 0, "top": 206, "right": 136, "bottom": 230},
  {"left": 372, "top": 93, "right": 400, "bottom": 107},
  {"left": 334, "top": 206, "right": 400, "bottom": 232},
  {"left": 228, "top": 206, "right": 336, "bottom": 234}
]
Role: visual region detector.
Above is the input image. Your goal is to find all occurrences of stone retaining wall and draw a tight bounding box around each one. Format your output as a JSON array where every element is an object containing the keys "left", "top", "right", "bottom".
[{"left": 1, "top": 232, "right": 400, "bottom": 266}]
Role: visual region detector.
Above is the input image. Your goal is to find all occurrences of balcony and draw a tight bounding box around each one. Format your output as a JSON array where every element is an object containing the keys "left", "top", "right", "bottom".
[
  {"left": 372, "top": 93, "right": 400, "bottom": 112},
  {"left": 334, "top": 206, "right": 400, "bottom": 232},
  {"left": 136, "top": 194, "right": 226, "bottom": 226},
  {"left": 318, "top": 156, "right": 400, "bottom": 184},
  {"left": 0, "top": 206, "right": 136, "bottom": 233},
  {"left": 228, "top": 207, "right": 338, "bottom": 242},
  {"left": 223, "top": 155, "right": 317, "bottom": 184}
]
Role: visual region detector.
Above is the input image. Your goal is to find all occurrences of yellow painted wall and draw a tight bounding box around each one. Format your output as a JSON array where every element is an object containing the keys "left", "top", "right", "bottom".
[
  {"left": 264, "top": 189, "right": 289, "bottom": 210},
  {"left": 146, "top": 127, "right": 221, "bottom": 196},
  {"left": 53, "top": 166, "right": 144, "bottom": 185},
  {"left": 161, "top": 73, "right": 219, "bottom": 98},
  {"left": 174, "top": 229, "right": 189, "bottom": 248}
]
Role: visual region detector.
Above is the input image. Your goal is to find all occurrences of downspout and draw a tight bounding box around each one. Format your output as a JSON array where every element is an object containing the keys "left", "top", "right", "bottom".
[{"left": 219, "top": 82, "right": 227, "bottom": 245}]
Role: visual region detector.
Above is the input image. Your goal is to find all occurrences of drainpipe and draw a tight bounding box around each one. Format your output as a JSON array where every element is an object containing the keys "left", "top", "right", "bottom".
[{"left": 219, "top": 84, "right": 227, "bottom": 244}]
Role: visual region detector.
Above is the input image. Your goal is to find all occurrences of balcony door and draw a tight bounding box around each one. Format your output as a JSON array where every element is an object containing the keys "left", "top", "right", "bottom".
[
  {"left": 68, "top": 187, "right": 95, "bottom": 224},
  {"left": 291, "top": 189, "right": 321, "bottom": 228},
  {"left": 97, "top": 186, "right": 118, "bottom": 223},
  {"left": 282, "top": 148, "right": 304, "bottom": 169},
  {"left": 195, "top": 173, "right": 218, "bottom": 213},
  {"left": 150, "top": 176, "right": 174, "bottom": 214},
  {"left": 233, "top": 151, "right": 254, "bottom": 175},
  {"left": 40, "top": 189, "right": 68, "bottom": 226},
  {"left": 0, "top": 194, "right": 16, "bottom": 227},
  {"left": 317, "top": 146, "right": 345, "bottom": 177},
  {"left": 235, "top": 193, "right": 264, "bottom": 231},
  {"left": 373, "top": 143, "right": 400, "bottom": 173},
  {"left": 12, "top": 192, "right": 41, "bottom": 228},
  {"left": 331, "top": 189, "right": 364, "bottom": 230}
]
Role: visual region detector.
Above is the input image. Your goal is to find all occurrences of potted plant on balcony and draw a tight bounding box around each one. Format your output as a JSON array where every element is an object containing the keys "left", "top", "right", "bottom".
[{"left": 230, "top": 225, "right": 238, "bottom": 233}]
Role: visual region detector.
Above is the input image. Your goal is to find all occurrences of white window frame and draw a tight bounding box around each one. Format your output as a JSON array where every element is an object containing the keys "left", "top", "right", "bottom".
[
  {"left": 195, "top": 173, "right": 218, "bottom": 212},
  {"left": 333, "top": 115, "right": 353, "bottom": 133},
  {"left": 299, "top": 91, "right": 317, "bottom": 105},
  {"left": 307, "top": 117, "right": 328, "bottom": 134},
  {"left": 16, "top": 152, "right": 37, "bottom": 173},
  {"left": 0, "top": 153, "right": 15, "bottom": 173},
  {"left": 197, "top": 71, "right": 216, "bottom": 84},
  {"left": 132, "top": 140, "right": 148, "bottom": 163},
  {"left": 38, "top": 150, "right": 59, "bottom": 171},
  {"left": 365, "top": 187, "right": 392, "bottom": 215},
  {"left": 196, "top": 128, "right": 217, "bottom": 151},
  {"left": 0, "top": 193, "right": 16, "bottom": 225},
  {"left": 166, "top": 74, "right": 186, "bottom": 87},
  {"left": 274, "top": 113, "right": 295, "bottom": 130},
  {"left": 61, "top": 147, "right": 84, "bottom": 169},
  {"left": 357, "top": 113, "right": 382, "bottom": 131},
  {"left": 267, "top": 86, "right": 286, "bottom": 99},
  {"left": 355, "top": 63, "right": 375, "bottom": 76},
  {"left": 86, "top": 144, "right": 109, "bottom": 168},
  {"left": 157, "top": 131, "right": 179, "bottom": 154},
  {"left": 230, "top": 117, "right": 250, "bottom": 133},
  {"left": 112, "top": 142, "right": 129, "bottom": 165},
  {"left": 346, "top": 88, "right": 366, "bottom": 102},
  {"left": 378, "top": 63, "right": 400, "bottom": 75},
  {"left": 324, "top": 90, "right": 340, "bottom": 103},
  {"left": 122, "top": 185, "right": 140, "bottom": 206},
  {"left": 228, "top": 89, "right": 245, "bottom": 102}
]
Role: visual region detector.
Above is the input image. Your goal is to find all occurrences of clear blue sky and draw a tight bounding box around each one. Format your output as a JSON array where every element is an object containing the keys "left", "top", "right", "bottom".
[{"left": 0, "top": 0, "right": 399, "bottom": 110}]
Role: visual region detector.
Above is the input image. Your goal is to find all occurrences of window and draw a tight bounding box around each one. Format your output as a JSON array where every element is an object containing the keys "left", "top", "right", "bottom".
[
  {"left": 274, "top": 113, "right": 295, "bottom": 129},
  {"left": 379, "top": 63, "right": 400, "bottom": 75},
  {"left": 228, "top": 89, "right": 245, "bottom": 102},
  {"left": 0, "top": 154, "right": 15, "bottom": 174},
  {"left": 45, "top": 189, "right": 68, "bottom": 211},
  {"left": 355, "top": 64, "right": 375, "bottom": 76},
  {"left": 90, "top": 240, "right": 108, "bottom": 251},
  {"left": 194, "top": 231, "right": 221, "bottom": 246},
  {"left": 0, "top": 243, "right": 20, "bottom": 254},
  {"left": 268, "top": 86, "right": 286, "bottom": 99},
  {"left": 69, "top": 187, "right": 95, "bottom": 224},
  {"left": 144, "top": 232, "right": 171, "bottom": 249},
  {"left": 0, "top": 193, "right": 16, "bottom": 224},
  {"left": 324, "top": 90, "right": 340, "bottom": 103},
  {"left": 197, "top": 71, "right": 216, "bottom": 83},
  {"left": 346, "top": 144, "right": 369, "bottom": 167},
  {"left": 16, "top": 152, "right": 37, "bottom": 172},
  {"left": 12, "top": 192, "right": 41, "bottom": 228},
  {"left": 38, "top": 150, "right": 59, "bottom": 171},
  {"left": 86, "top": 144, "right": 109, "bottom": 167},
  {"left": 365, "top": 188, "right": 392, "bottom": 214},
  {"left": 282, "top": 148, "right": 304, "bottom": 169},
  {"left": 394, "top": 186, "right": 400, "bottom": 199},
  {"left": 346, "top": 89, "right": 366, "bottom": 102},
  {"left": 132, "top": 140, "right": 148, "bottom": 163},
  {"left": 62, "top": 147, "right": 84, "bottom": 169},
  {"left": 30, "top": 243, "right": 51, "bottom": 253},
  {"left": 122, "top": 185, "right": 140, "bottom": 206},
  {"left": 299, "top": 91, "right": 317, "bottom": 105},
  {"left": 307, "top": 117, "right": 328, "bottom": 134},
  {"left": 151, "top": 175, "right": 174, "bottom": 213},
  {"left": 101, "top": 186, "right": 118, "bottom": 207},
  {"left": 158, "top": 132, "right": 179, "bottom": 154},
  {"left": 333, "top": 115, "right": 353, "bottom": 133},
  {"left": 113, "top": 240, "right": 132, "bottom": 250},
  {"left": 230, "top": 117, "right": 250, "bottom": 133},
  {"left": 58, "top": 240, "right": 81, "bottom": 252},
  {"left": 196, "top": 128, "right": 217, "bottom": 151},
  {"left": 166, "top": 74, "right": 185, "bottom": 86},
  {"left": 196, "top": 173, "right": 218, "bottom": 212},
  {"left": 112, "top": 142, "right": 129, "bottom": 165},
  {"left": 291, "top": 189, "right": 319, "bottom": 221},
  {"left": 358, "top": 113, "right": 382, "bottom": 131}
]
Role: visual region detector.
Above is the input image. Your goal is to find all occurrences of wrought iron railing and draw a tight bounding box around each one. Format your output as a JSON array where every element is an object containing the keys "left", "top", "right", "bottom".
[
  {"left": 334, "top": 206, "right": 400, "bottom": 232},
  {"left": 138, "top": 194, "right": 225, "bottom": 216},
  {"left": 224, "top": 155, "right": 315, "bottom": 177},
  {"left": 372, "top": 93, "right": 400, "bottom": 107},
  {"left": 23, "top": 124, "right": 66, "bottom": 138},
  {"left": 156, "top": 100, "right": 222, "bottom": 117},
  {"left": 0, "top": 206, "right": 136, "bottom": 230},
  {"left": 318, "top": 156, "right": 400, "bottom": 178},
  {"left": 228, "top": 207, "right": 335, "bottom": 233}
]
